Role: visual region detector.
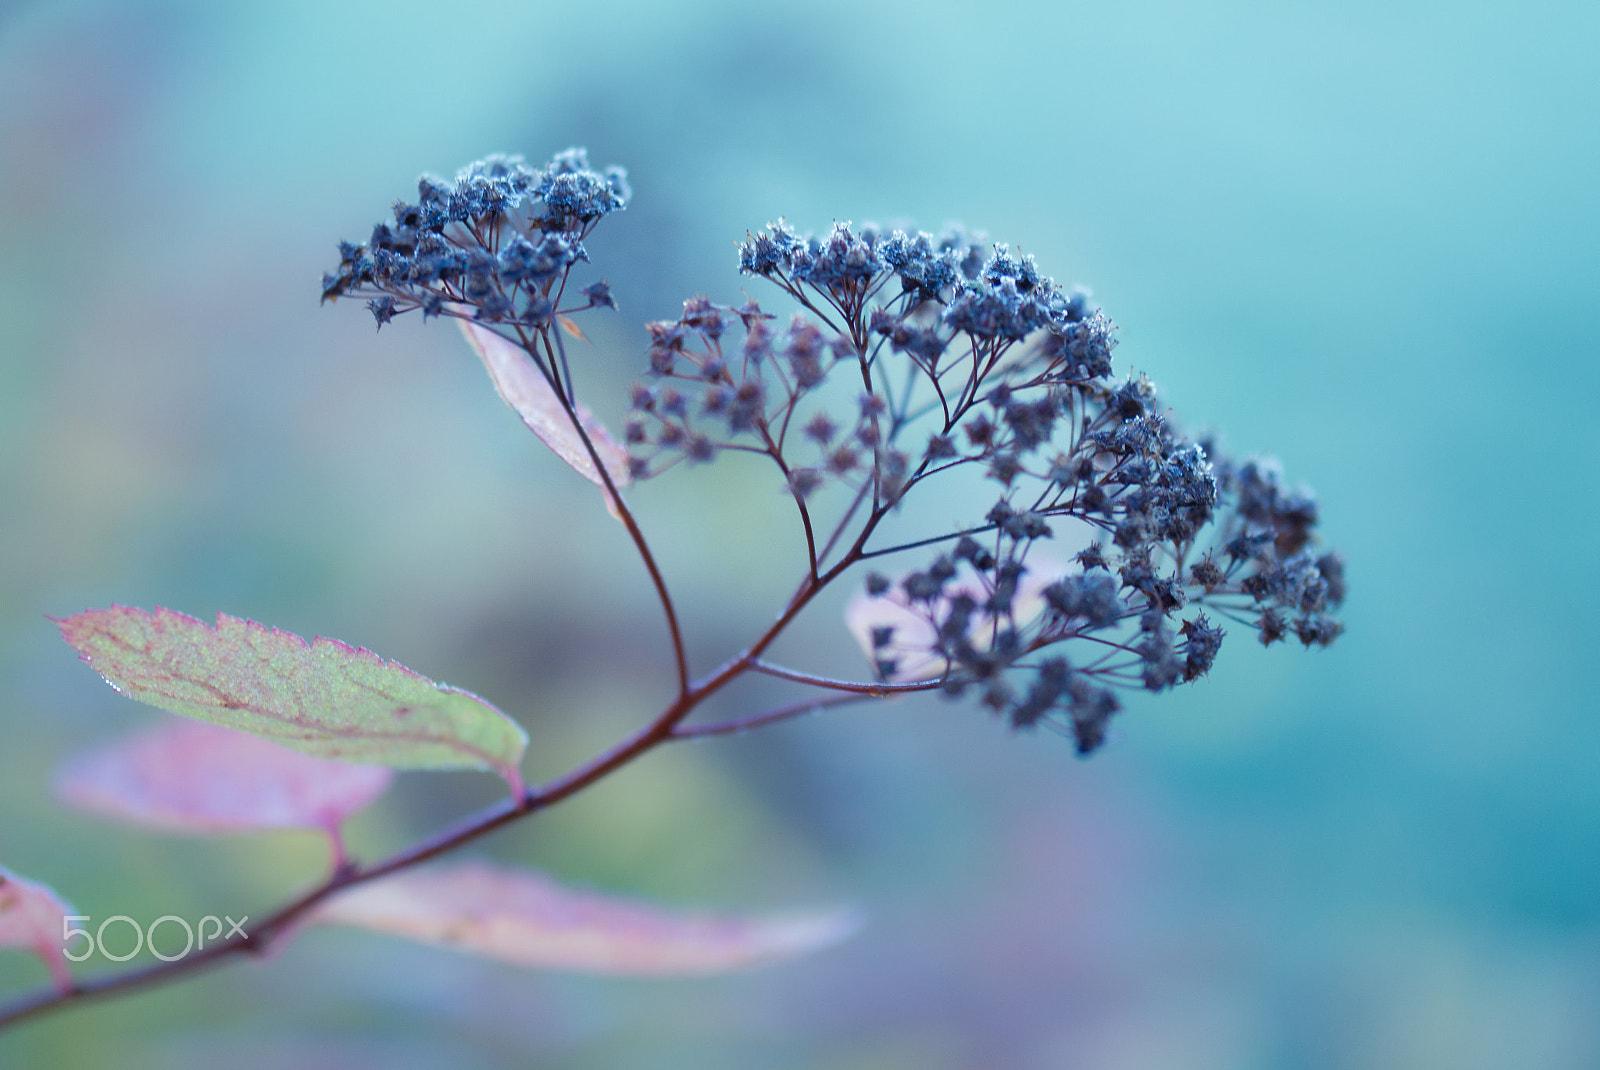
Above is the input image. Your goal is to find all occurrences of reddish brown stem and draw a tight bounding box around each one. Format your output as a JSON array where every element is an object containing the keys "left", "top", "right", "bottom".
[{"left": 0, "top": 463, "right": 911, "bottom": 1033}]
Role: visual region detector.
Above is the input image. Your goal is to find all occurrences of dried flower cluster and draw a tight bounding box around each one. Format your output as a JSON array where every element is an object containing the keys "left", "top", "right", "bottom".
[
  {"left": 320, "top": 148, "right": 628, "bottom": 401},
  {"left": 627, "top": 220, "right": 1344, "bottom": 753},
  {"left": 323, "top": 154, "right": 1345, "bottom": 757}
]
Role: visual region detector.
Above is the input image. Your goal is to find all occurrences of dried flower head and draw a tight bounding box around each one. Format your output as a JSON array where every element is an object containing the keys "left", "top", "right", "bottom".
[
  {"left": 320, "top": 148, "right": 627, "bottom": 339},
  {"left": 638, "top": 218, "right": 1346, "bottom": 752}
]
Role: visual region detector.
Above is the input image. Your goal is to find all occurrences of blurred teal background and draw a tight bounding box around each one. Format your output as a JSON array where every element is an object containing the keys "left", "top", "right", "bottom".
[{"left": 2, "top": 0, "right": 1597, "bottom": 1066}]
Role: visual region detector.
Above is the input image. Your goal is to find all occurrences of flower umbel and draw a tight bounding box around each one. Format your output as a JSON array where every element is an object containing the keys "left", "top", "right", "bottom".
[{"left": 629, "top": 217, "right": 1345, "bottom": 752}]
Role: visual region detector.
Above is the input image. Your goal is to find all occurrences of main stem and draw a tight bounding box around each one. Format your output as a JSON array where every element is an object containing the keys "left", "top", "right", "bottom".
[{"left": 2, "top": 293, "right": 964, "bottom": 1030}]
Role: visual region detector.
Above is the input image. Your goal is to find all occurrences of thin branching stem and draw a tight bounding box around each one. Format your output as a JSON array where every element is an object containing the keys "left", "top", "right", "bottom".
[
  {"left": 858, "top": 524, "right": 996, "bottom": 561},
  {"left": 520, "top": 330, "right": 692, "bottom": 696},
  {"left": 670, "top": 693, "right": 886, "bottom": 738},
  {"left": 748, "top": 659, "right": 940, "bottom": 695}
]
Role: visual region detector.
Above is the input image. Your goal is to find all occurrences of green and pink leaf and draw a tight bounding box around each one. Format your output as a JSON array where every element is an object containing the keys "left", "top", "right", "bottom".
[{"left": 57, "top": 607, "right": 527, "bottom": 795}]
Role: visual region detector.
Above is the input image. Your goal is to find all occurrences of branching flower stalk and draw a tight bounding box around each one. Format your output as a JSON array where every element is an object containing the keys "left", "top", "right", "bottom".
[{"left": 0, "top": 149, "right": 1344, "bottom": 1029}]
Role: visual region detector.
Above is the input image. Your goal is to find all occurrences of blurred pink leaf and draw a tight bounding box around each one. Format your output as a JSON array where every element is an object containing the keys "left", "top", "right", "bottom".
[
  {"left": 56, "top": 719, "right": 393, "bottom": 864},
  {"left": 458, "top": 320, "right": 631, "bottom": 518},
  {"left": 845, "top": 554, "right": 1071, "bottom": 682},
  {"left": 0, "top": 865, "right": 75, "bottom": 994},
  {"left": 314, "top": 861, "right": 859, "bottom": 976},
  {"left": 57, "top": 607, "right": 527, "bottom": 795}
]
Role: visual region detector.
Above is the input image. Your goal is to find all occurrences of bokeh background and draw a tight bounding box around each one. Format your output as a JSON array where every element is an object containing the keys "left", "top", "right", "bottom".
[{"left": 2, "top": 0, "right": 1597, "bottom": 1066}]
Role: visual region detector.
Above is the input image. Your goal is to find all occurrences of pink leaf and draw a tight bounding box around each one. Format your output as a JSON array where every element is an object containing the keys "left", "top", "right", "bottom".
[
  {"left": 458, "top": 320, "right": 631, "bottom": 518},
  {"left": 313, "top": 861, "right": 859, "bottom": 976},
  {"left": 56, "top": 606, "right": 528, "bottom": 795},
  {"left": 0, "top": 865, "right": 75, "bottom": 994},
  {"left": 845, "top": 554, "right": 1072, "bottom": 682},
  {"left": 56, "top": 719, "right": 393, "bottom": 865}
]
